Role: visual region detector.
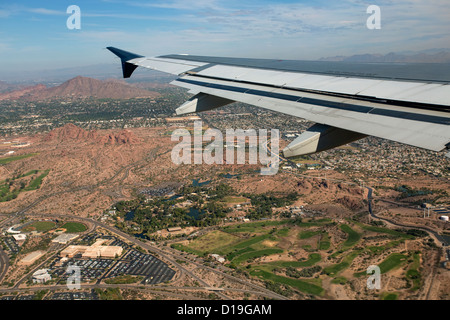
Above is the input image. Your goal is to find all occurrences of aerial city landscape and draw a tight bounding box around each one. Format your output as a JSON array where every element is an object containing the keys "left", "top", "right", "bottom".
[
  {"left": 0, "top": 0, "right": 449, "bottom": 308},
  {"left": 0, "top": 69, "right": 448, "bottom": 301}
]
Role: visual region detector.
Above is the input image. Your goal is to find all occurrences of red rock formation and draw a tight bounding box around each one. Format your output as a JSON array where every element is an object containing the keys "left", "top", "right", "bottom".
[
  {"left": 44, "top": 124, "right": 140, "bottom": 145},
  {"left": 43, "top": 123, "right": 98, "bottom": 142},
  {"left": 99, "top": 129, "right": 141, "bottom": 145}
]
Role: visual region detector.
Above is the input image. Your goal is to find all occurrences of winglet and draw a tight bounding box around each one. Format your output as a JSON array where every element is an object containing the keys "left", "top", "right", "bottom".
[{"left": 107, "top": 47, "right": 144, "bottom": 78}]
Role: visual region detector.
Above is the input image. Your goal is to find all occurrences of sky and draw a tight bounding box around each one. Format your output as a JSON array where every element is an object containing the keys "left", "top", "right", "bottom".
[{"left": 0, "top": 0, "right": 449, "bottom": 75}]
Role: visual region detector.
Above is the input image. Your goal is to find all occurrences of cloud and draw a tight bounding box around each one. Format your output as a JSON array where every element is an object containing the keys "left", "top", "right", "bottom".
[
  {"left": 72, "top": 1, "right": 450, "bottom": 60},
  {"left": 2, "top": 0, "right": 450, "bottom": 72},
  {"left": 27, "top": 7, "right": 64, "bottom": 16},
  {"left": 102, "top": 0, "right": 222, "bottom": 11},
  {"left": 0, "top": 4, "right": 65, "bottom": 17}
]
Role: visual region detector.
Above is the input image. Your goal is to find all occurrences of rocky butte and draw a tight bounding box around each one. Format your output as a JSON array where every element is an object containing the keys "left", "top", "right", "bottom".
[{"left": 44, "top": 123, "right": 141, "bottom": 145}]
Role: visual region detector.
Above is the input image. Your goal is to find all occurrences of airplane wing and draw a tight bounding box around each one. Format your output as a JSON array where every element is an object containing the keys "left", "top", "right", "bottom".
[{"left": 107, "top": 47, "right": 450, "bottom": 158}]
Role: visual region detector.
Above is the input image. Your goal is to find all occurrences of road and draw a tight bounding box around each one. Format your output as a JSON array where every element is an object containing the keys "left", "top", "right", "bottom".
[
  {"left": 264, "top": 138, "right": 449, "bottom": 247},
  {"left": 0, "top": 144, "right": 288, "bottom": 300},
  {"left": 0, "top": 282, "right": 283, "bottom": 300},
  {"left": 0, "top": 248, "right": 9, "bottom": 284},
  {"left": 5, "top": 211, "right": 287, "bottom": 300},
  {"left": 365, "top": 187, "right": 449, "bottom": 246},
  {"left": 0, "top": 215, "right": 15, "bottom": 284},
  {"left": 9, "top": 140, "right": 446, "bottom": 300}
]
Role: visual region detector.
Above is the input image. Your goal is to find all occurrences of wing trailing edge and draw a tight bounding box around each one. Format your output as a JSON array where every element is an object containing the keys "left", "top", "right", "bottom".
[{"left": 107, "top": 47, "right": 450, "bottom": 156}]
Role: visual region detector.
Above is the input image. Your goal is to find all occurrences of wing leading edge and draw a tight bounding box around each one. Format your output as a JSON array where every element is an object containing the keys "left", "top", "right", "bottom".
[{"left": 107, "top": 47, "right": 450, "bottom": 157}]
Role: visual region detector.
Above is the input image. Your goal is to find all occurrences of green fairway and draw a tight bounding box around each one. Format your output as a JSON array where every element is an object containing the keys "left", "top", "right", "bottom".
[
  {"left": 232, "top": 248, "right": 283, "bottom": 264},
  {"left": 331, "top": 276, "right": 348, "bottom": 285},
  {"left": 318, "top": 232, "right": 331, "bottom": 250},
  {"left": 295, "top": 218, "right": 333, "bottom": 228},
  {"left": 0, "top": 169, "right": 49, "bottom": 202},
  {"left": 323, "top": 249, "right": 363, "bottom": 276},
  {"left": 355, "top": 222, "right": 414, "bottom": 239},
  {"left": 249, "top": 268, "right": 324, "bottom": 296},
  {"left": 24, "top": 170, "right": 50, "bottom": 191},
  {"left": 266, "top": 253, "right": 322, "bottom": 269},
  {"left": 381, "top": 292, "right": 398, "bottom": 300},
  {"left": 406, "top": 252, "right": 421, "bottom": 291},
  {"left": 226, "top": 247, "right": 255, "bottom": 261},
  {"left": 233, "top": 234, "right": 272, "bottom": 250},
  {"left": 170, "top": 217, "right": 419, "bottom": 298},
  {"left": 340, "top": 224, "right": 361, "bottom": 249},
  {"left": 366, "top": 241, "right": 402, "bottom": 255},
  {"left": 275, "top": 228, "right": 290, "bottom": 237},
  {"left": 379, "top": 253, "right": 408, "bottom": 274},
  {"left": 0, "top": 153, "right": 38, "bottom": 165}
]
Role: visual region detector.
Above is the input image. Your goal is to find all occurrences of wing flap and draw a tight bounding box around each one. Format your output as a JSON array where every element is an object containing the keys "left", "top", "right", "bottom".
[
  {"left": 196, "top": 65, "right": 450, "bottom": 108},
  {"left": 128, "top": 57, "right": 207, "bottom": 75}
]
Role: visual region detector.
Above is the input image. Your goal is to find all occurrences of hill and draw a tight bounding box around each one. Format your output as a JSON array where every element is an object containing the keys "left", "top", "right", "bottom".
[
  {"left": 319, "top": 51, "right": 450, "bottom": 63},
  {"left": 43, "top": 123, "right": 141, "bottom": 145},
  {"left": 0, "top": 76, "right": 160, "bottom": 101},
  {"left": 43, "top": 123, "right": 98, "bottom": 142}
]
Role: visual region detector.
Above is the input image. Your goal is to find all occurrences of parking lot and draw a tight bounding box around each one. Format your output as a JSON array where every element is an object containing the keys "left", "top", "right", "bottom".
[
  {"left": 106, "top": 249, "right": 176, "bottom": 284},
  {"left": 2, "top": 237, "right": 19, "bottom": 254},
  {"left": 0, "top": 291, "right": 99, "bottom": 300},
  {"left": 47, "top": 234, "right": 175, "bottom": 285},
  {"left": 49, "top": 290, "right": 98, "bottom": 300},
  {"left": 51, "top": 257, "right": 115, "bottom": 282}
]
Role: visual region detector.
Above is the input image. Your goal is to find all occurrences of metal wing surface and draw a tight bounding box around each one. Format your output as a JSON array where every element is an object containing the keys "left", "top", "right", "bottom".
[{"left": 107, "top": 47, "right": 450, "bottom": 157}]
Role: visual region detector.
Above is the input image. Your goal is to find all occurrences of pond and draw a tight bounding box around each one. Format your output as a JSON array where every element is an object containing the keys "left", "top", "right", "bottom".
[
  {"left": 192, "top": 179, "right": 211, "bottom": 187},
  {"left": 187, "top": 207, "right": 206, "bottom": 220},
  {"left": 125, "top": 210, "right": 135, "bottom": 221},
  {"left": 221, "top": 173, "right": 241, "bottom": 179}
]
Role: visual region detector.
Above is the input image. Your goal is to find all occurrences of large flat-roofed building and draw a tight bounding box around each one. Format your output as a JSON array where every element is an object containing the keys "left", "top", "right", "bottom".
[
  {"left": 32, "top": 269, "right": 51, "bottom": 284},
  {"left": 52, "top": 233, "right": 79, "bottom": 244},
  {"left": 60, "top": 239, "right": 123, "bottom": 259},
  {"left": 166, "top": 116, "right": 201, "bottom": 123},
  {"left": 12, "top": 234, "right": 27, "bottom": 242},
  {"left": 19, "top": 250, "right": 45, "bottom": 266},
  {"left": 83, "top": 246, "right": 123, "bottom": 258}
]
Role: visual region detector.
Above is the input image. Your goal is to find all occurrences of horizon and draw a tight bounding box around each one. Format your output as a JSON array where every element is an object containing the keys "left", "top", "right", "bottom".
[{"left": 3, "top": 48, "right": 450, "bottom": 84}]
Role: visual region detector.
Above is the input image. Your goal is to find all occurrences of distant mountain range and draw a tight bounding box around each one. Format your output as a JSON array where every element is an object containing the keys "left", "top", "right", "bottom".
[
  {"left": 0, "top": 76, "right": 160, "bottom": 101},
  {"left": 0, "top": 63, "right": 175, "bottom": 84},
  {"left": 319, "top": 51, "right": 450, "bottom": 63},
  {"left": 0, "top": 80, "right": 26, "bottom": 94}
]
